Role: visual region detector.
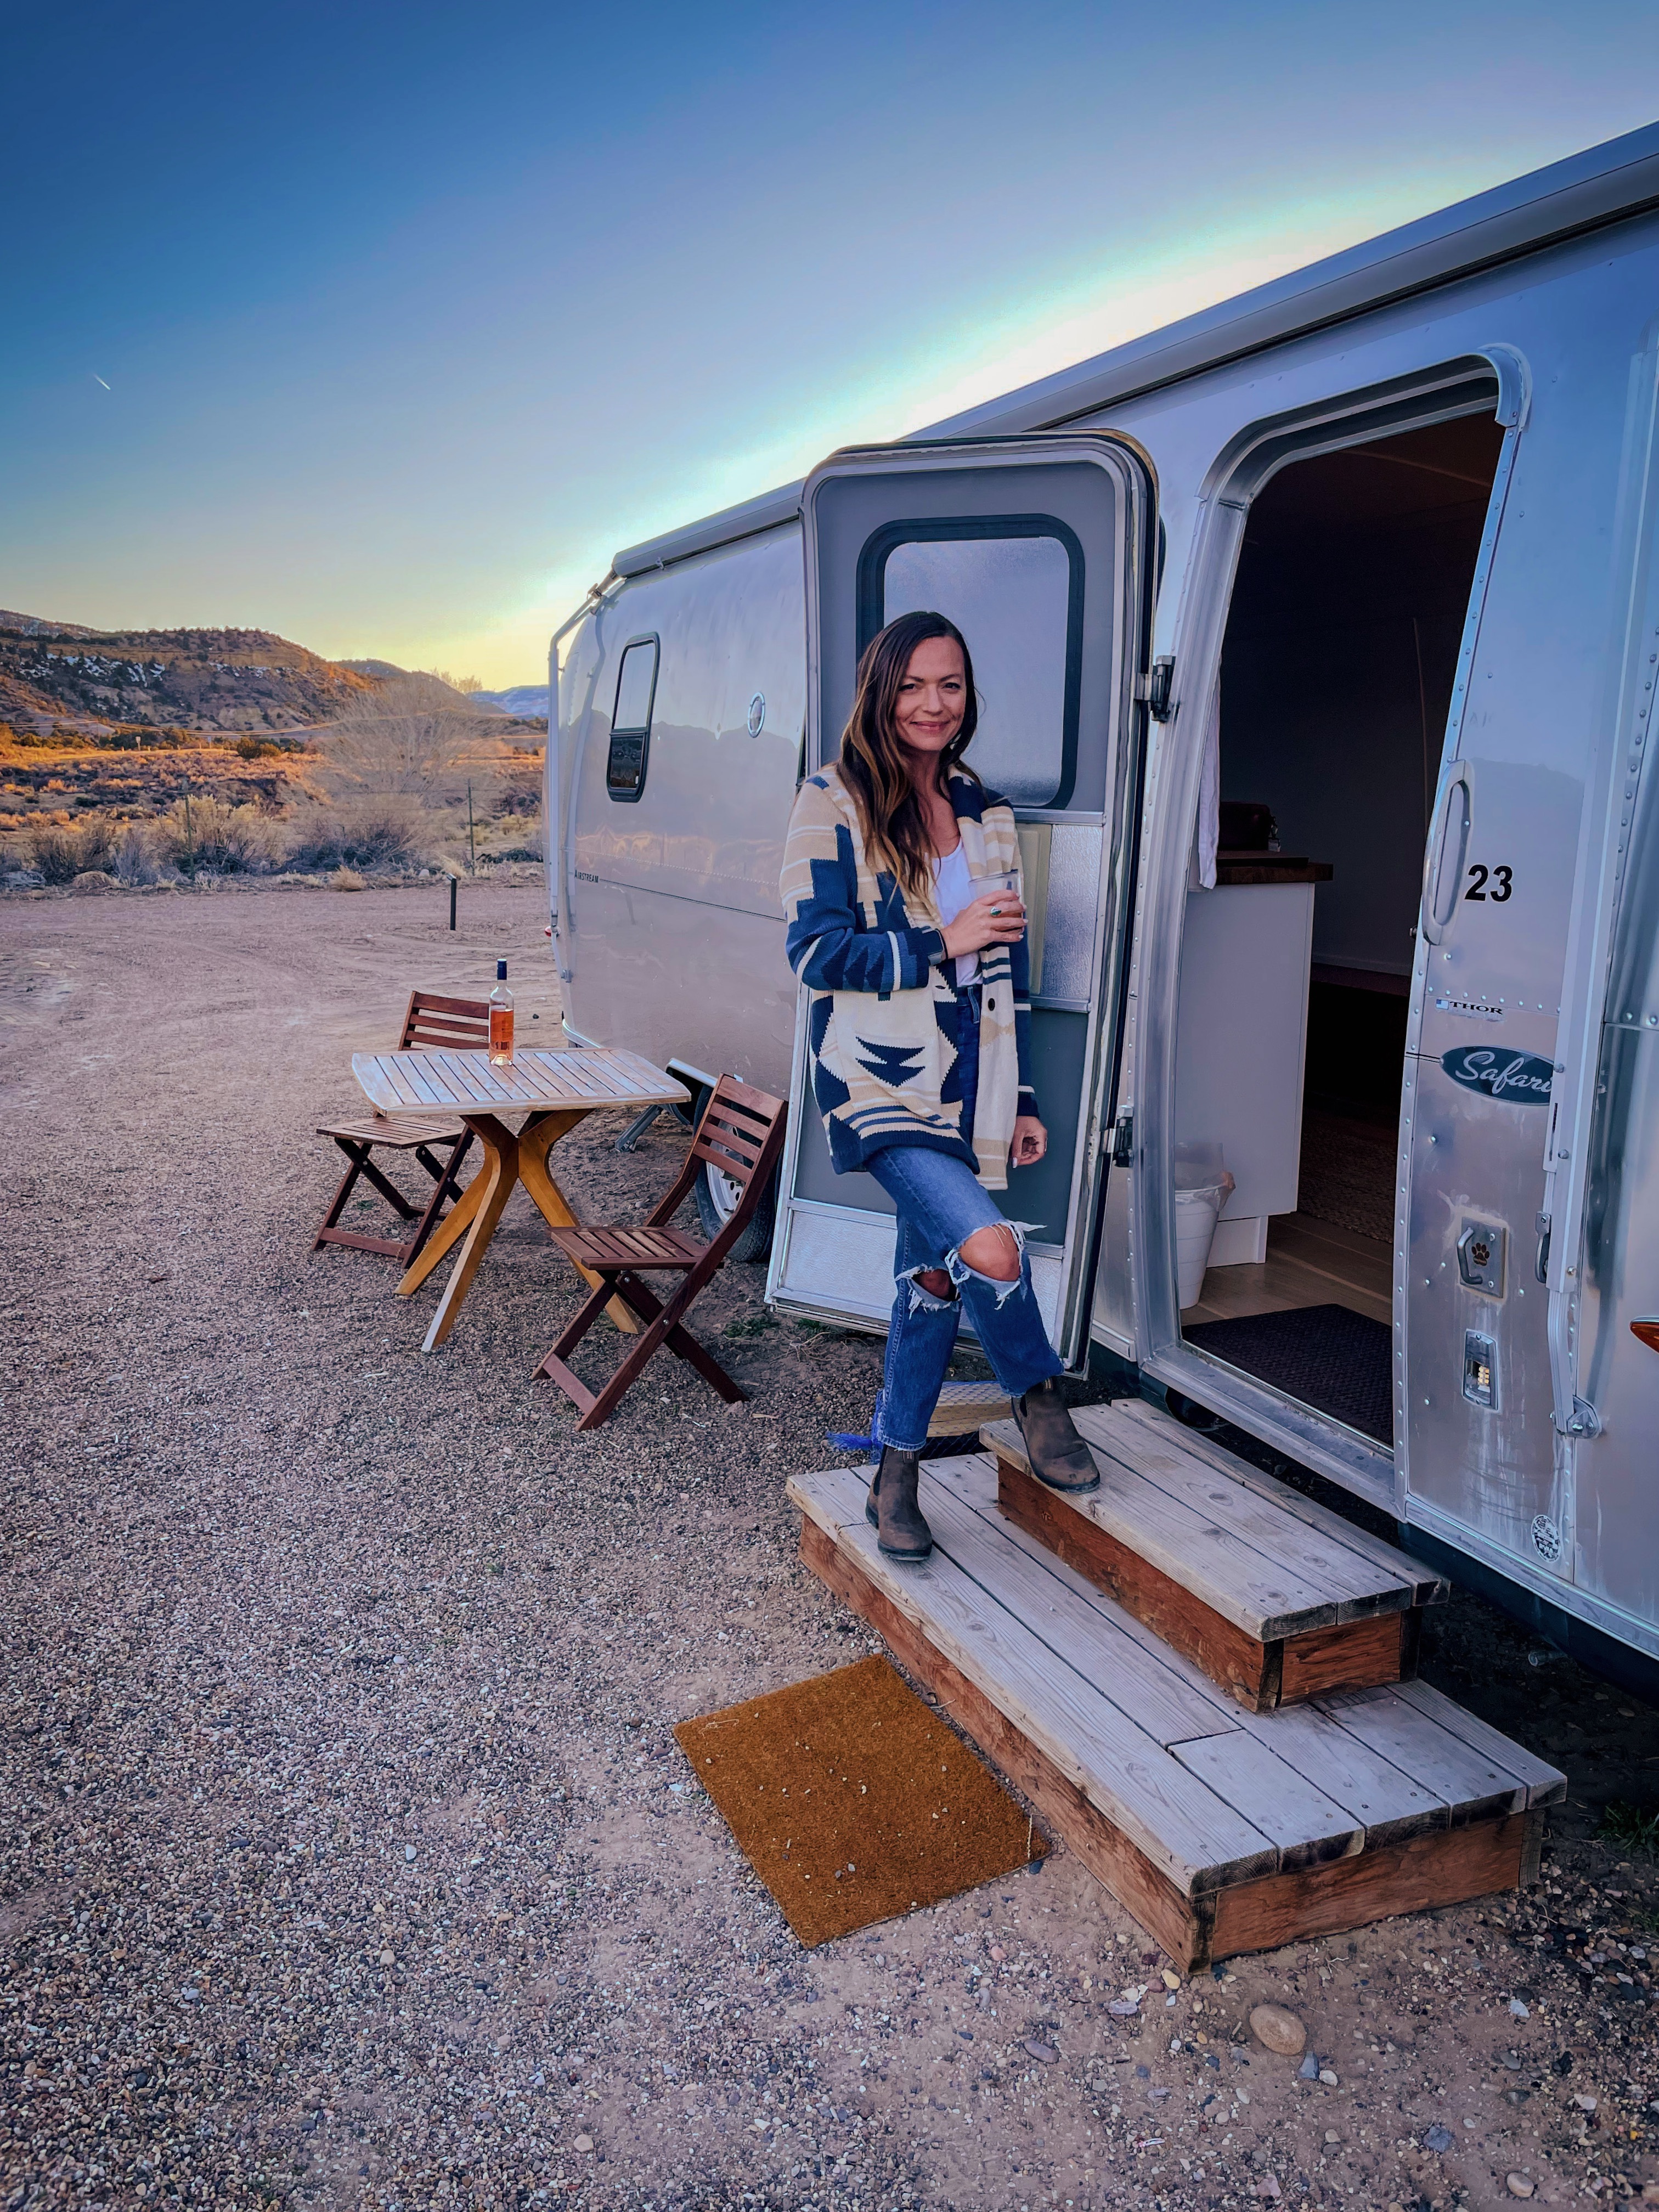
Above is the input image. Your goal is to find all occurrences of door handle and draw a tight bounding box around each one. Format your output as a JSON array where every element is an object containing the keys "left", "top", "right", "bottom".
[{"left": 1420, "top": 760, "right": 1474, "bottom": 947}]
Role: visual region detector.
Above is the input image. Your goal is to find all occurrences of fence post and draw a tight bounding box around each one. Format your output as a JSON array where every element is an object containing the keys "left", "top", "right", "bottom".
[{"left": 448, "top": 874, "right": 457, "bottom": 930}]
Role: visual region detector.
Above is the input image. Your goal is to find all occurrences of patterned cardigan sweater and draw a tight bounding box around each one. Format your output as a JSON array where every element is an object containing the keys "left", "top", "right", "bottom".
[{"left": 780, "top": 764, "right": 1037, "bottom": 1189}]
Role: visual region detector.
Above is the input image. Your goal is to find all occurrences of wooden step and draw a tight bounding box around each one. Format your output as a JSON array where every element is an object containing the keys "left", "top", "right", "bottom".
[
  {"left": 789, "top": 1453, "right": 1562, "bottom": 1970},
  {"left": 980, "top": 1397, "right": 1446, "bottom": 1712}
]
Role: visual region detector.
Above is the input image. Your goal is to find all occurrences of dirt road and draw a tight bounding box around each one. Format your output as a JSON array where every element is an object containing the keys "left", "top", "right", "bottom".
[{"left": 3, "top": 881, "right": 1658, "bottom": 2210}]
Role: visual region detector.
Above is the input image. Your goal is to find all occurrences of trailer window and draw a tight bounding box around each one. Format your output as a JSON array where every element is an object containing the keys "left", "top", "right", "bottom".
[
  {"left": 864, "top": 518, "right": 1082, "bottom": 807},
  {"left": 606, "top": 636, "right": 659, "bottom": 802}
]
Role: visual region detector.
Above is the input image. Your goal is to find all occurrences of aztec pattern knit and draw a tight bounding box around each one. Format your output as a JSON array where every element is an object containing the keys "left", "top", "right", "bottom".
[{"left": 781, "top": 764, "right": 1038, "bottom": 1188}]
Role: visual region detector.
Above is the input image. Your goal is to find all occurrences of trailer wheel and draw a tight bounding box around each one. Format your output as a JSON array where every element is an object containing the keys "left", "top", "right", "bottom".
[{"left": 695, "top": 1152, "right": 777, "bottom": 1262}]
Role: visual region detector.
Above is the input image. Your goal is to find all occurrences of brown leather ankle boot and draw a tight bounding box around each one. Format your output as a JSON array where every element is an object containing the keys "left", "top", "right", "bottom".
[
  {"left": 864, "top": 1445, "right": 933, "bottom": 1563},
  {"left": 1014, "top": 1379, "right": 1100, "bottom": 1493}
]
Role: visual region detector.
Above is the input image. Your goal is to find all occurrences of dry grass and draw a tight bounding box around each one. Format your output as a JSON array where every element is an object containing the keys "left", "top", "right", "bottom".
[{"left": 2, "top": 723, "right": 543, "bottom": 882}]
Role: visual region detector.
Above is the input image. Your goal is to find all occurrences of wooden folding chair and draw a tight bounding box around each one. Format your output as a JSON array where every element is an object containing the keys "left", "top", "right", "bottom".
[
  {"left": 535, "top": 1075, "right": 787, "bottom": 1431},
  {"left": 313, "top": 991, "right": 489, "bottom": 1266}
]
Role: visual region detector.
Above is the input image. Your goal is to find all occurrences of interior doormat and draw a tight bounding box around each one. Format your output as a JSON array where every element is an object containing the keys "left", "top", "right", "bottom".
[
  {"left": 674, "top": 1654, "right": 1046, "bottom": 1946},
  {"left": 1184, "top": 1301, "right": 1393, "bottom": 1446}
]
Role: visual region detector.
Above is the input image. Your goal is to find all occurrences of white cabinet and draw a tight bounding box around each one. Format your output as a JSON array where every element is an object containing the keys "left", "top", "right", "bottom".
[{"left": 1173, "top": 877, "right": 1319, "bottom": 1265}]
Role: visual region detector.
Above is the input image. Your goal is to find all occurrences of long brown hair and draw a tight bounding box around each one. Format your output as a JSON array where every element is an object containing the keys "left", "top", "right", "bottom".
[{"left": 837, "top": 610, "right": 979, "bottom": 897}]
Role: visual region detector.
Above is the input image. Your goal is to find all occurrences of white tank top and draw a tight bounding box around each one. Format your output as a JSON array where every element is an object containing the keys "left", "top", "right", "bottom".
[{"left": 932, "top": 843, "right": 979, "bottom": 989}]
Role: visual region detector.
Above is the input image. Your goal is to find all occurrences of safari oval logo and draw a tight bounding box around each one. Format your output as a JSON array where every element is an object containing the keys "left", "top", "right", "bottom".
[{"left": 1440, "top": 1046, "right": 1556, "bottom": 1105}]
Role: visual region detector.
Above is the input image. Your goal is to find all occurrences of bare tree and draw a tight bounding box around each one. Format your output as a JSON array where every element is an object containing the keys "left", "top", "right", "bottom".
[{"left": 315, "top": 678, "right": 494, "bottom": 802}]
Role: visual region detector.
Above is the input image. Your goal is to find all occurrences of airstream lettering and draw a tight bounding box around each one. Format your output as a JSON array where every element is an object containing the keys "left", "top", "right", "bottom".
[{"left": 545, "top": 125, "right": 1659, "bottom": 1678}]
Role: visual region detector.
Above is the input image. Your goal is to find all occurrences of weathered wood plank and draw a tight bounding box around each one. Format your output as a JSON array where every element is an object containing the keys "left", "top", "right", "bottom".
[
  {"left": 1108, "top": 1397, "right": 1446, "bottom": 1607},
  {"left": 982, "top": 1419, "right": 1334, "bottom": 1639},
  {"left": 797, "top": 1460, "right": 1556, "bottom": 1874},
  {"left": 1390, "top": 1679, "right": 1567, "bottom": 1809},
  {"left": 1169, "top": 1731, "right": 1363, "bottom": 1870},
  {"left": 924, "top": 1453, "right": 1260, "bottom": 1724},
  {"left": 795, "top": 1464, "right": 876, "bottom": 1531},
  {"left": 1316, "top": 1686, "right": 1534, "bottom": 1822},
  {"left": 913, "top": 1467, "right": 1240, "bottom": 1752},
  {"left": 1208, "top": 1813, "right": 1532, "bottom": 1963},
  {"left": 992, "top": 1451, "right": 1279, "bottom": 1709},
  {"left": 1227, "top": 1696, "right": 1447, "bottom": 1846},
  {"left": 789, "top": 1475, "right": 1276, "bottom": 1894},
  {"left": 796, "top": 1509, "right": 1540, "bottom": 1968},
  {"left": 353, "top": 1048, "right": 688, "bottom": 1117},
  {"left": 1280, "top": 1612, "right": 1405, "bottom": 1702}
]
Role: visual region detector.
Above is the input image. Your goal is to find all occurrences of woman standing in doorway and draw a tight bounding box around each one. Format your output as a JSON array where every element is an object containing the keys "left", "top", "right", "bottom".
[{"left": 781, "top": 610, "right": 1099, "bottom": 1563}]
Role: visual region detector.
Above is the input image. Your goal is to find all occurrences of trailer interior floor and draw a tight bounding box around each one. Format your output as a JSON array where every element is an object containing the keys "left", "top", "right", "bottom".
[{"left": 1182, "top": 1212, "right": 1391, "bottom": 1328}]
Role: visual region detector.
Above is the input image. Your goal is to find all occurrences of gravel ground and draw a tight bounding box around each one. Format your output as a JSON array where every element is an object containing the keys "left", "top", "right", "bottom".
[{"left": 5, "top": 878, "right": 1659, "bottom": 2212}]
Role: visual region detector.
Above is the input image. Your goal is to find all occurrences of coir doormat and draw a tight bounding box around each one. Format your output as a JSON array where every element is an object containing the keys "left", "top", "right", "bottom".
[{"left": 674, "top": 1655, "right": 1046, "bottom": 1946}]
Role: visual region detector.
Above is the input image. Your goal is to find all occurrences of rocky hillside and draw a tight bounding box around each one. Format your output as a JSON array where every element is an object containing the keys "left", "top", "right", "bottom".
[{"left": 0, "top": 614, "right": 379, "bottom": 733}]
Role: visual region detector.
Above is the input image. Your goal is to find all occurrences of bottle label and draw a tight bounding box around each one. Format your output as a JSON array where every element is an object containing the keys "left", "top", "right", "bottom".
[{"left": 489, "top": 1007, "right": 515, "bottom": 1064}]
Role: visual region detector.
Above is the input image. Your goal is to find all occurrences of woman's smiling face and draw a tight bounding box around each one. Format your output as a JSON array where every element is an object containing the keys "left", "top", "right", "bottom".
[{"left": 893, "top": 634, "right": 966, "bottom": 762}]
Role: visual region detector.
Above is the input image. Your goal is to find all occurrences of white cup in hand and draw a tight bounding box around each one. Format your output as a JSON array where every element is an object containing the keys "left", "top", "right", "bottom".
[{"left": 943, "top": 873, "right": 1024, "bottom": 960}]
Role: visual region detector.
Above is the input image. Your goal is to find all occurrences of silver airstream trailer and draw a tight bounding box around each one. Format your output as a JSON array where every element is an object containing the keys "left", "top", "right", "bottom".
[{"left": 545, "top": 123, "right": 1659, "bottom": 1686}]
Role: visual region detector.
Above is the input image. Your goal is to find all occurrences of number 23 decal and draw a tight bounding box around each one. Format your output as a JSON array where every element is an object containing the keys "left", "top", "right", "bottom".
[{"left": 1465, "top": 864, "right": 1513, "bottom": 902}]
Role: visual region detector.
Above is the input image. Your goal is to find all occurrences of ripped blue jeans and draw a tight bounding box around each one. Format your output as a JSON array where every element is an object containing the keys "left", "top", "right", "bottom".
[{"left": 864, "top": 1141, "right": 1064, "bottom": 1454}]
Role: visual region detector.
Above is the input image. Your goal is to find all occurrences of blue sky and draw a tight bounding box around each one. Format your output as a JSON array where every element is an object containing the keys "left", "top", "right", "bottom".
[{"left": 4, "top": 1, "right": 1657, "bottom": 685}]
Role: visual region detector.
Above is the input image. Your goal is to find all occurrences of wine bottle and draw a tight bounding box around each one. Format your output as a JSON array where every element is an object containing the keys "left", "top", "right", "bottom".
[{"left": 488, "top": 958, "right": 514, "bottom": 1066}]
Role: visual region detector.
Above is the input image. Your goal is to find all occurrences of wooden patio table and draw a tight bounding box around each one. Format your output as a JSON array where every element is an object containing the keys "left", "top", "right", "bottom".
[{"left": 351, "top": 1047, "right": 691, "bottom": 1353}]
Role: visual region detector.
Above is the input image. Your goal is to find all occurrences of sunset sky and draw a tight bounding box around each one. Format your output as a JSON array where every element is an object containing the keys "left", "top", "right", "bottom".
[{"left": 5, "top": 1, "right": 1658, "bottom": 685}]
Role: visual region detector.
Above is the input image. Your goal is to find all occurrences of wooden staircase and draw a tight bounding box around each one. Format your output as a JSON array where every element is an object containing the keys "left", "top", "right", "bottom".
[{"left": 789, "top": 1399, "right": 1564, "bottom": 1968}]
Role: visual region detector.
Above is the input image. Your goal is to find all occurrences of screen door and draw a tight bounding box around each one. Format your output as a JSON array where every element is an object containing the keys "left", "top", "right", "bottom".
[{"left": 766, "top": 434, "right": 1155, "bottom": 1364}]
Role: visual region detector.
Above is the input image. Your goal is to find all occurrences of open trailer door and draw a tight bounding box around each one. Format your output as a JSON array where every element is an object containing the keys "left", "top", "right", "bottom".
[{"left": 766, "top": 433, "right": 1155, "bottom": 1364}]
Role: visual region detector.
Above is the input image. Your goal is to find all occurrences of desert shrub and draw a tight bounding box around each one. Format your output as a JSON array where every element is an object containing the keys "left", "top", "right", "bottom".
[
  {"left": 283, "top": 802, "right": 421, "bottom": 874},
  {"left": 233, "top": 736, "right": 284, "bottom": 760},
  {"left": 155, "top": 795, "right": 284, "bottom": 874},
  {"left": 496, "top": 768, "right": 543, "bottom": 817},
  {"left": 112, "top": 823, "right": 159, "bottom": 886},
  {"left": 31, "top": 820, "right": 116, "bottom": 884}
]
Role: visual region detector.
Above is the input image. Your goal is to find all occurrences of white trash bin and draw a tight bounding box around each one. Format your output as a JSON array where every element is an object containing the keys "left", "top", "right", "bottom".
[{"left": 1172, "top": 1147, "right": 1236, "bottom": 1310}]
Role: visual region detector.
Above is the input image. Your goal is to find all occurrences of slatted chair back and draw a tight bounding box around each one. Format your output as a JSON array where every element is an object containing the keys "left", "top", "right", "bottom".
[
  {"left": 690, "top": 1079, "right": 782, "bottom": 1192},
  {"left": 398, "top": 990, "right": 492, "bottom": 1053},
  {"left": 643, "top": 1078, "right": 788, "bottom": 1253}
]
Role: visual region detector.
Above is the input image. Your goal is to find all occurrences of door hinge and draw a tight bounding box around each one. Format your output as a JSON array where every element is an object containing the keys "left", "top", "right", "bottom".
[
  {"left": 1111, "top": 1112, "right": 1135, "bottom": 1167},
  {"left": 1147, "top": 657, "right": 1175, "bottom": 721}
]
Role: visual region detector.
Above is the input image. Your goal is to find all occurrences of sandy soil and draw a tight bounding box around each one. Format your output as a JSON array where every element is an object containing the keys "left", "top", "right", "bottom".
[{"left": 3, "top": 878, "right": 1659, "bottom": 2212}]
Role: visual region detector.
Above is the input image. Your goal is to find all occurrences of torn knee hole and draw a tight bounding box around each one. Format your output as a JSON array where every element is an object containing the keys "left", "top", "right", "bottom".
[
  {"left": 957, "top": 1224, "right": 1020, "bottom": 1282},
  {"left": 898, "top": 1263, "right": 957, "bottom": 1313}
]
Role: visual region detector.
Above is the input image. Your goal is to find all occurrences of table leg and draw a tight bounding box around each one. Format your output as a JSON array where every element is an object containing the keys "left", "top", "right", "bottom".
[
  {"left": 517, "top": 1110, "right": 640, "bottom": 1336},
  {"left": 397, "top": 1149, "right": 488, "bottom": 1295},
  {"left": 419, "top": 1116, "right": 518, "bottom": 1352}
]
